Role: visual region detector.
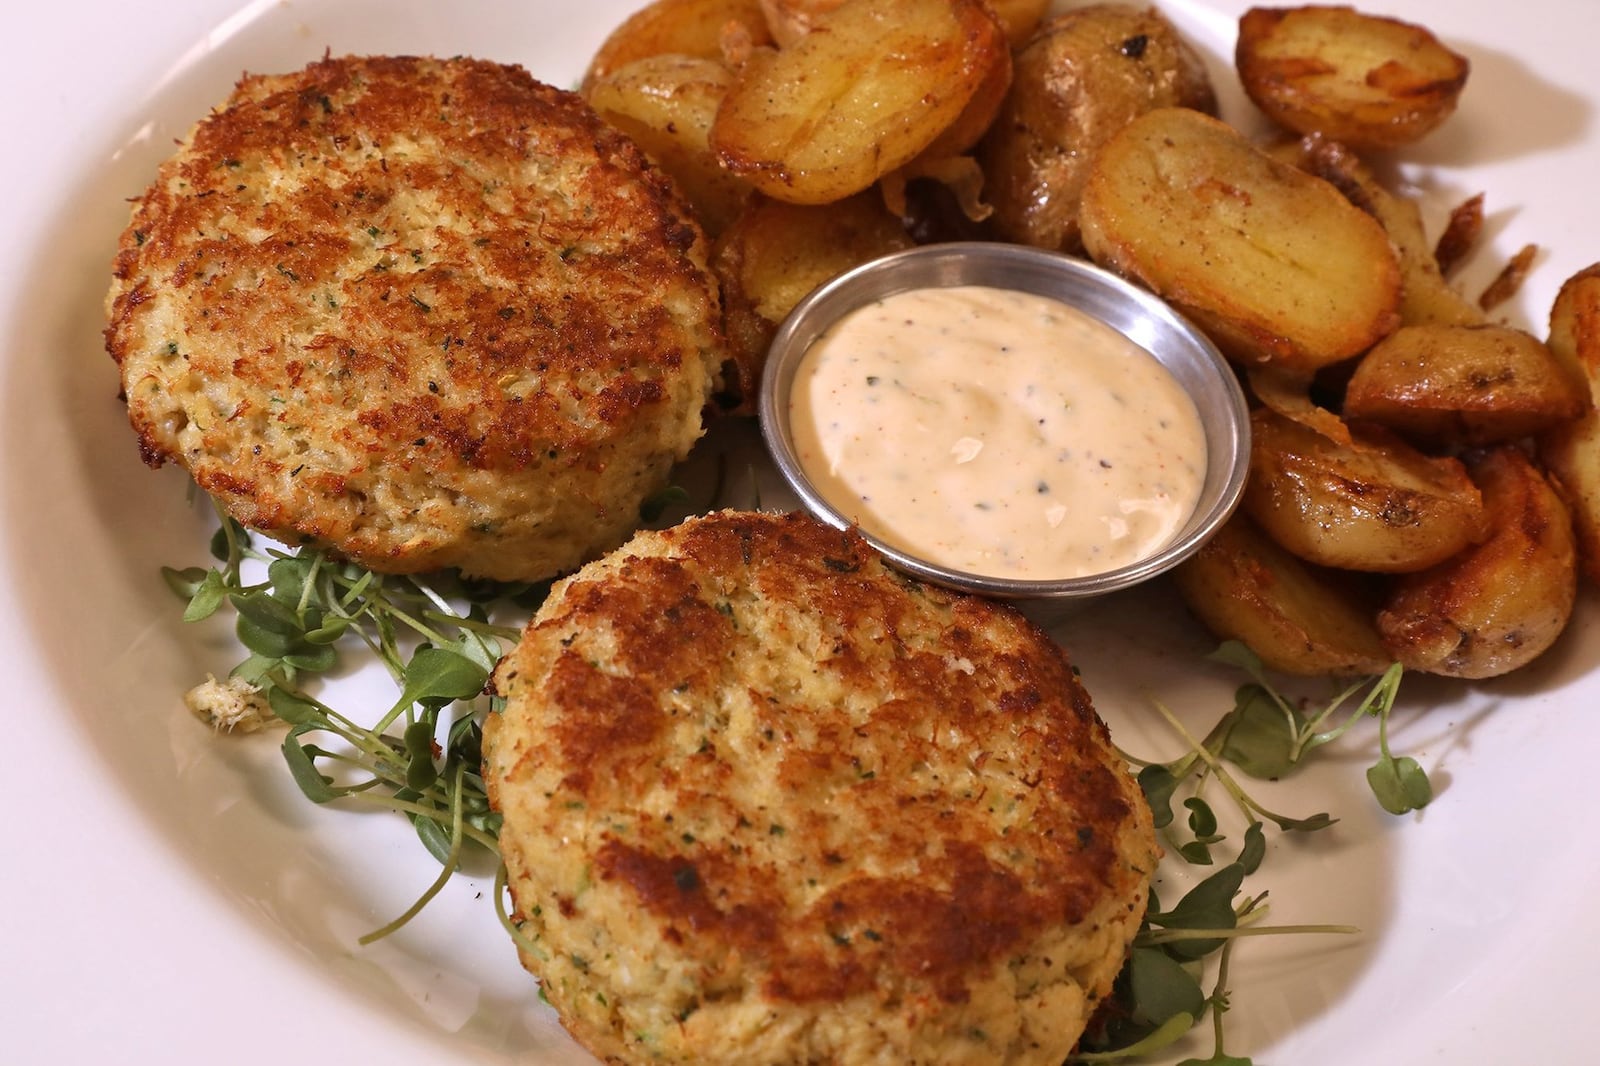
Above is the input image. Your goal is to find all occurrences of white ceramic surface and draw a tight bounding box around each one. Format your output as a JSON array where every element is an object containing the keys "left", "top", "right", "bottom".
[{"left": 2, "top": 1, "right": 1595, "bottom": 1063}]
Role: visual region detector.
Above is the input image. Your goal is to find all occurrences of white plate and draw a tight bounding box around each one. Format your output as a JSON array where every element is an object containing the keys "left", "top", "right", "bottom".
[{"left": 2, "top": 1, "right": 1596, "bottom": 1062}]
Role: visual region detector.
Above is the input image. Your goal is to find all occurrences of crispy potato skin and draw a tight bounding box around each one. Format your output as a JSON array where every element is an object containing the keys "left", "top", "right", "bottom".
[
  {"left": 1538, "top": 265, "right": 1600, "bottom": 583},
  {"left": 711, "top": 0, "right": 1009, "bottom": 205},
  {"left": 1345, "top": 324, "right": 1591, "bottom": 447},
  {"left": 1079, "top": 107, "right": 1401, "bottom": 373},
  {"left": 1173, "top": 512, "right": 1391, "bottom": 676},
  {"left": 709, "top": 193, "right": 914, "bottom": 413},
  {"left": 586, "top": 55, "right": 753, "bottom": 237},
  {"left": 979, "top": 4, "right": 1217, "bottom": 253},
  {"left": 1378, "top": 448, "right": 1578, "bottom": 679},
  {"left": 1243, "top": 408, "right": 1487, "bottom": 573},
  {"left": 1236, "top": 5, "right": 1469, "bottom": 150},
  {"left": 583, "top": 0, "right": 773, "bottom": 89}
]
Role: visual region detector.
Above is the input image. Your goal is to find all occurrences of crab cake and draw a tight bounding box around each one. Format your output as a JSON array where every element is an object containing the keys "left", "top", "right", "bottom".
[
  {"left": 106, "top": 55, "right": 721, "bottom": 581},
  {"left": 485, "top": 510, "right": 1158, "bottom": 1065}
]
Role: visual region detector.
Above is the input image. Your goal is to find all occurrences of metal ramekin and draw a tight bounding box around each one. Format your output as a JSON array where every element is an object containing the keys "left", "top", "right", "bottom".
[{"left": 758, "top": 241, "right": 1250, "bottom": 602}]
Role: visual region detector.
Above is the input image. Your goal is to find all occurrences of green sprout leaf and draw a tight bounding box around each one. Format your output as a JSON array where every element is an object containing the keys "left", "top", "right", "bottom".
[
  {"left": 266, "top": 686, "right": 325, "bottom": 727},
  {"left": 639, "top": 484, "right": 690, "bottom": 523},
  {"left": 1237, "top": 821, "right": 1266, "bottom": 875},
  {"left": 1128, "top": 947, "right": 1205, "bottom": 1027},
  {"left": 1152, "top": 863, "right": 1244, "bottom": 960},
  {"left": 282, "top": 727, "right": 338, "bottom": 804},
  {"left": 1364, "top": 662, "right": 1432, "bottom": 814},
  {"left": 1209, "top": 685, "right": 1298, "bottom": 780},
  {"left": 167, "top": 500, "right": 531, "bottom": 942},
  {"left": 1367, "top": 756, "right": 1433, "bottom": 814},
  {"left": 396, "top": 645, "right": 491, "bottom": 709},
  {"left": 1139, "top": 764, "right": 1180, "bottom": 829}
]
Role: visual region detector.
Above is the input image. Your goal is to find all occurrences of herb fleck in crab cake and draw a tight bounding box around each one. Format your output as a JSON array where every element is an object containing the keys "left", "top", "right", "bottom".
[
  {"left": 486, "top": 509, "right": 1158, "bottom": 1065},
  {"left": 106, "top": 55, "right": 722, "bottom": 581}
]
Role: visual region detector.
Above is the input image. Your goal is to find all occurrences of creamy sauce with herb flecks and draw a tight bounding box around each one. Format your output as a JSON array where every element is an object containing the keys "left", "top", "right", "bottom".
[{"left": 788, "top": 285, "right": 1206, "bottom": 580}]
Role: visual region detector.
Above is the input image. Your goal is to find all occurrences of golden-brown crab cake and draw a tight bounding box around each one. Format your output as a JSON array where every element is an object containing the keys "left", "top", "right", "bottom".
[
  {"left": 106, "top": 55, "right": 722, "bottom": 581},
  {"left": 485, "top": 509, "right": 1157, "bottom": 1065}
]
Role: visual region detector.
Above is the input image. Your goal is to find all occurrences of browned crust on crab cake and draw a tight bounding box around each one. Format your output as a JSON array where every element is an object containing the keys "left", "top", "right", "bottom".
[
  {"left": 485, "top": 509, "right": 1158, "bottom": 1065},
  {"left": 105, "top": 55, "right": 721, "bottom": 581}
]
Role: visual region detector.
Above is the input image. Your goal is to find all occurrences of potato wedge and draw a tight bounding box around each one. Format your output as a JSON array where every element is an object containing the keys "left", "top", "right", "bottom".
[
  {"left": 585, "top": 55, "right": 752, "bottom": 236},
  {"left": 583, "top": 0, "right": 773, "bottom": 90},
  {"left": 1344, "top": 323, "right": 1590, "bottom": 447},
  {"left": 1244, "top": 407, "right": 1487, "bottom": 572},
  {"left": 1173, "top": 512, "right": 1391, "bottom": 677},
  {"left": 1378, "top": 447, "right": 1577, "bottom": 678},
  {"left": 1538, "top": 264, "right": 1600, "bottom": 583},
  {"left": 711, "top": 0, "right": 1009, "bottom": 205},
  {"left": 1270, "top": 134, "right": 1483, "bottom": 329},
  {"left": 1236, "top": 5, "right": 1470, "bottom": 150},
  {"left": 710, "top": 193, "right": 914, "bottom": 411},
  {"left": 1079, "top": 107, "right": 1402, "bottom": 372},
  {"left": 979, "top": 4, "right": 1217, "bottom": 253}
]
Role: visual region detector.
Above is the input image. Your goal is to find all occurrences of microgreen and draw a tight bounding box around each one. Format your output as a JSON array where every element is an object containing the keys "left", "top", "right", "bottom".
[
  {"left": 1075, "top": 645, "right": 1426, "bottom": 1063},
  {"left": 162, "top": 510, "right": 535, "bottom": 940}
]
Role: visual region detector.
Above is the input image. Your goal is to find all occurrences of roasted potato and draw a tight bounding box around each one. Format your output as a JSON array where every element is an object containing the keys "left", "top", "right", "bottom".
[
  {"left": 979, "top": 4, "right": 1217, "bottom": 253},
  {"left": 978, "top": 0, "right": 1053, "bottom": 47},
  {"left": 1378, "top": 447, "right": 1578, "bottom": 678},
  {"left": 583, "top": 0, "right": 773, "bottom": 90},
  {"left": 1236, "top": 5, "right": 1470, "bottom": 150},
  {"left": 1079, "top": 107, "right": 1402, "bottom": 372},
  {"left": 1434, "top": 193, "right": 1484, "bottom": 276},
  {"left": 1344, "top": 323, "right": 1591, "bottom": 447},
  {"left": 1270, "top": 134, "right": 1483, "bottom": 328},
  {"left": 1244, "top": 407, "right": 1488, "bottom": 573},
  {"left": 1173, "top": 512, "right": 1392, "bottom": 677},
  {"left": 915, "top": 38, "right": 1014, "bottom": 162},
  {"left": 757, "top": 0, "right": 835, "bottom": 46},
  {"left": 1538, "top": 264, "right": 1600, "bottom": 583},
  {"left": 760, "top": 0, "right": 1048, "bottom": 47},
  {"left": 710, "top": 0, "right": 1009, "bottom": 205},
  {"left": 710, "top": 192, "right": 915, "bottom": 411},
  {"left": 585, "top": 55, "right": 752, "bottom": 236}
]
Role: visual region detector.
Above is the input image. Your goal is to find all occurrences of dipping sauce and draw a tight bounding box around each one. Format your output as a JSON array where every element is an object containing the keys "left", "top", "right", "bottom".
[{"left": 788, "top": 284, "right": 1207, "bottom": 580}]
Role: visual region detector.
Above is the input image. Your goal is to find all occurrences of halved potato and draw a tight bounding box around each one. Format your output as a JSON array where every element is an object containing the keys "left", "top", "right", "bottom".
[
  {"left": 1344, "top": 323, "right": 1591, "bottom": 447},
  {"left": 1244, "top": 407, "right": 1487, "bottom": 572},
  {"left": 1236, "top": 5, "right": 1470, "bottom": 150},
  {"left": 1270, "top": 134, "right": 1483, "bottom": 329},
  {"left": 1079, "top": 107, "right": 1402, "bottom": 372},
  {"left": 758, "top": 0, "right": 836, "bottom": 46},
  {"left": 710, "top": 192, "right": 915, "bottom": 411},
  {"left": 1538, "top": 264, "right": 1600, "bottom": 583},
  {"left": 914, "top": 37, "right": 1014, "bottom": 162},
  {"left": 1173, "top": 511, "right": 1391, "bottom": 677},
  {"left": 711, "top": 0, "right": 1009, "bottom": 205},
  {"left": 585, "top": 55, "right": 752, "bottom": 236},
  {"left": 979, "top": 4, "right": 1217, "bottom": 252},
  {"left": 1378, "top": 447, "right": 1578, "bottom": 678},
  {"left": 760, "top": 0, "right": 1048, "bottom": 47},
  {"left": 583, "top": 0, "right": 773, "bottom": 89},
  {"left": 982, "top": 0, "right": 1053, "bottom": 47}
]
